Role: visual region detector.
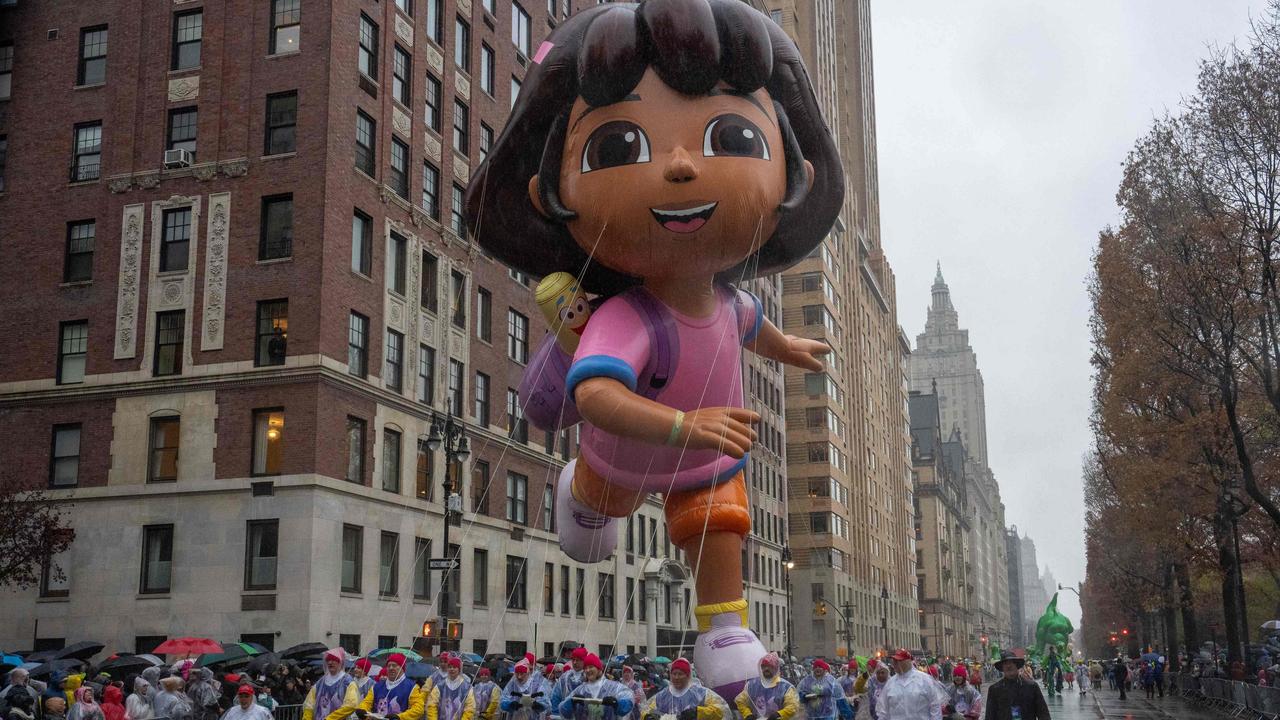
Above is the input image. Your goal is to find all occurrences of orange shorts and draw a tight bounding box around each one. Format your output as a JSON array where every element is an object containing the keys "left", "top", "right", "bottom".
[{"left": 572, "top": 460, "right": 751, "bottom": 545}]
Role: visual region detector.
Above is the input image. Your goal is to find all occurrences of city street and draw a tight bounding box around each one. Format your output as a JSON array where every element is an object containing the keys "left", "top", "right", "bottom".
[{"left": 1052, "top": 687, "right": 1221, "bottom": 720}]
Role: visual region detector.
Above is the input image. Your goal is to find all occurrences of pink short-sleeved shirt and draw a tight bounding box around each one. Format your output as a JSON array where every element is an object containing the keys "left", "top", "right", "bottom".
[{"left": 565, "top": 285, "right": 763, "bottom": 492}]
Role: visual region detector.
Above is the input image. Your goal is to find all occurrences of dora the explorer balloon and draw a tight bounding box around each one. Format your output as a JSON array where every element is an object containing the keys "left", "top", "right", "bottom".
[{"left": 465, "top": 0, "right": 842, "bottom": 697}]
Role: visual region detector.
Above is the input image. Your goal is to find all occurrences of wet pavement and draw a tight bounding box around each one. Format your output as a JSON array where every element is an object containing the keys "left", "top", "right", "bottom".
[{"left": 1051, "top": 683, "right": 1223, "bottom": 720}]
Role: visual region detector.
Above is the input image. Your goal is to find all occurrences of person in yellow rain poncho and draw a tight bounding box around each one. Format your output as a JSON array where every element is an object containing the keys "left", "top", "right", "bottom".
[
  {"left": 64, "top": 675, "right": 84, "bottom": 708},
  {"left": 735, "top": 655, "right": 799, "bottom": 720},
  {"left": 303, "top": 648, "right": 360, "bottom": 720},
  {"left": 470, "top": 668, "right": 501, "bottom": 720},
  {"left": 641, "top": 658, "right": 728, "bottom": 720},
  {"left": 355, "top": 654, "right": 425, "bottom": 720},
  {"left": 426, "top": 658, "right": 476, "bottom": 720}
]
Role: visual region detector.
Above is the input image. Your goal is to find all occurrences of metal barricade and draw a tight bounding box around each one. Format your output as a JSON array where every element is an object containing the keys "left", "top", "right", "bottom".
[
  {"left": 1231, "top": 681, "right": 1250, "bottom": 717},
  {"left": 273, "top": 704, "right": 304, "bottom": 720},
  {"left": 1248, "top": 684, "right": 1280, "bottom": 720}
]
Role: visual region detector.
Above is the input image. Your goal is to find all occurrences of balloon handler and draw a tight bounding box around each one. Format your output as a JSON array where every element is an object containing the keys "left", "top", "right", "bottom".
[{"left": 464, "top": 0, "right": 843, "bottom": 698}]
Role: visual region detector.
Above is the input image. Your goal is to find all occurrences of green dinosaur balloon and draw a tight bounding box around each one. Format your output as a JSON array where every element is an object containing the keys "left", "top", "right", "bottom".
[{"left": 1035, "top": 593, "right": 1075, "bottom": 652}]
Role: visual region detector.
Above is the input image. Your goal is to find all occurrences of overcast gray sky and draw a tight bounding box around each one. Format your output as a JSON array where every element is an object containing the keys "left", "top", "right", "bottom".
[{"left": 872, "top": 0, "right": 1269, "bottom": 628}]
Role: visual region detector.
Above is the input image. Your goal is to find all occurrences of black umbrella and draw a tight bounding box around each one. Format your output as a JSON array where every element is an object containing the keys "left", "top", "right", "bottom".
[
  {"left": 98, "top": 655, "right": 162, "bottom": 679},
  {"left": 28, "top": 658, "right": 83, "bottom": 679},
  {"left": 24, "top": 650, "right": 59, "bottom": 663},
  {"left": 54, "top": 641, "right": 105, "bottom": 662},
  {"left": 246, "top": 652, "right": 281, "bottom": 675},
  {"left": 280, "top": 643, "right": 328, "bottom": 660}
]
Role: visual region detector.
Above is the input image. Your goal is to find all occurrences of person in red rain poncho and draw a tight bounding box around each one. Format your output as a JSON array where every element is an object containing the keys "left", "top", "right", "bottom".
[{"left": 100, "top": 686, "right": 127, "bottom": 720}]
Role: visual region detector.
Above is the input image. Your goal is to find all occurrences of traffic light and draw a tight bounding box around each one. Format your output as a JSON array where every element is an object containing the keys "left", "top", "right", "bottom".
[
  {"left": 423, "top": 619, "right": 439, "bottom": 638},
  {"left": 1122, "top": 628, "right": 1129, "bottom": 636},
  {"left": 815, "top": 601, "right": 828, "bottom": 616},
  {"left": 1109, "top": 634, "right": 1118, "bottom": 645},
  {"left": 980, "top": 635, "right": 988, "bottom": 645},
  {"left": 447, "top": 620, "right": 464, "bottom": 639}
]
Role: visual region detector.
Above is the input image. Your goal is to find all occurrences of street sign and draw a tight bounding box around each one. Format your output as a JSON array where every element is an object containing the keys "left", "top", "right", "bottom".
[{"left": 429, "top": 557, "right": 461, "bottom": 571}]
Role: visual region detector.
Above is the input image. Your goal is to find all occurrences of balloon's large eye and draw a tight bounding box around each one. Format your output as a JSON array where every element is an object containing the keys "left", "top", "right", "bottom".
[
  {"left": 703, "top": 114, "right": 770, "bottom": 160},
  {"left": 581, "top": 121, "right": 651, "bottom": 173}
]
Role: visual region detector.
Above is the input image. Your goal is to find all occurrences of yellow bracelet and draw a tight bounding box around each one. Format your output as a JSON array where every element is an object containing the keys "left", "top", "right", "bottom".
[{"left": 665, "top": 410, "right": 686, "bottom": 446}]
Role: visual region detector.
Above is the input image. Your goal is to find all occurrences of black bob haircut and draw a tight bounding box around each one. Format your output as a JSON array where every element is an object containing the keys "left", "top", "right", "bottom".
[{"left": 463, "top": 0, "right": 844, "bottom": 296}]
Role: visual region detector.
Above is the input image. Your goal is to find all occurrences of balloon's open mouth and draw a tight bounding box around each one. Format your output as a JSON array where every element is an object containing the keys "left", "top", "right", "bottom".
[{"left": 650, "top": 202, "right": 718, "bottom": 234}]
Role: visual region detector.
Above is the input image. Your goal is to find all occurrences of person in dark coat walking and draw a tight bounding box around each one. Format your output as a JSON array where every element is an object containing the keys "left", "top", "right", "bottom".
[
  {"left": 1112, "top": 662, "right": 1128, "bottom": 701},
  {"left": 984, "top": 653, "right": 1049, "bottom": 720}
]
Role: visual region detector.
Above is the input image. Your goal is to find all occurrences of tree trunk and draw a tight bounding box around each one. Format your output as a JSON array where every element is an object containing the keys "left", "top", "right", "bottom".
[
  {"left": 1164, "top": 563, "right": 1181, "bottom": 670},
  {"left": 1177, "top": 561, "right": 1199, "bottom": 655},
  {"left": 1215, "top": 509, "right": 1245, "bottom": 663}
]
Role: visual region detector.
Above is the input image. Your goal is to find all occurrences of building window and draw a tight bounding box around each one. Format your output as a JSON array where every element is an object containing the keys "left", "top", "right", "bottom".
[
  {"left": 626, "top": 577, "right": 635, "bottom": 620},
  {"left": 64, "top": 220, "right": 95, "bottom": 283},
  {"left": 265, "top": 91, "right": 297, "bottom": 155},
  {"left": 385, "top": 330, "right": 404, "bottom": 391},
  {"left": 453, "top": 100, "right": 470, "bottom": 157},
  {"left": 245, "top": 519, "right": 279, "bottom": 591},
  {"left": 507, "top": 309, "right": 529, "bottom": 364},
  {"left": 49, "top": 424, "right": 81, "bottom": 487},
  {"left": 255, "top": 299, "right": 288, "bottom": 366},
  {"left": 542, "top": 482, "right": 554, "bottom": 532},
  {"left": 450, "top": 270, "right": 467, "bottom": 327},
  {"left": 338, "top": 634, "right": 360, "bottom": 655},
  {"left": 480, "top": 123, "right": 493, "bottom": 161},
  {"left": 471, "top": 460, "right": 490, "bottom": 513},
  {"left": 270, "top": 0, "right": 301, "bottom": 54},
  {"left": 251, "top": 409, "right": 285, "bottom": 476},
  {"left": 421, "top": 161, "right": 440, "bottom": 220},
  {"left": 547, "top": 0, "right": 557, "bottom": 22},
  {"left": 511, "top": 2, "right": 531, "bottom": 57},
  {"left": 506, "top": 388, "right": 527, "bottom": 442},
  {"left": 148, "top": 416, "right": 180, "bottom": 483},
  {"left": 388, "top": 231, "right": 407, "bottom": 294},
  {"left": 421, "top": 251, "right": 439, "bottom": 311},
  {"left": 355, "top": 110, "right": 376, "bottom": 176},
  {"left": 598, "top": 573, "right": 615, "bottom": 619},
  {"left": 451, "top": 184, "right": 466, "bottom": 238},
  {"left": 171, "top": 10, "right": 202, "bottom": 70},
  {"left": 72, "top": 122, "right": 102, "bottom": 182},
  {"left": 473, "top": 548, "right": 489, "bottom": 606},
  {"left": 575, "top": 567, "right": 586, "bottom": 616},
  {"left": 418, "top": 344, "right": 436, "bottom": 404},
  {"left": 153, "top": 310, "right": 185, "bottom": 376},
  {"left": 427, "top": 0, "right": 443, "bottom": 43},
  {"left": 454, "top": 17, "right": 470, "bottom": 71},
  {"left": 346, "top": 416, "right": 366, "bottom": 483},
  {"left": 415, "top": 443, "right": 433, "bottom": 500},
  {"left": 484, "top": 0, "right": 497, "bottom": 15},
  {"left": 389, "top": 137, "right": 409, "bottom": 199},
  {"left": 560, "top": 565, "right": 570, "bottom": 614},
  {"left": 480, "top": 44, "right": 495, "bottom": 96},
  {"left": 413, "top": 537, "right": 431, "bottom": 599},
  {"left": 447, "top": 359, "right": 464, "bottom": 415},
  {"left": 351, "top": 209, "right": 372, "bottom": 275},
  {"left": 140, "top": 525, "right": 174, "bottom": 594},
  {"left": 476, "top": 288, "right": 492, "bottom": 342},
  {"left": 379, "top": 531, "right": 399, "bottom": 596},
  {"left": 393, "top": 45, "right": 411, "bottom": 105},
  {"left": 425, "top": 74, "right": 442, "bottom": 132},
  {"left": 160, "top": 208, "right": 191, "bottom": 273},
  {"left": 769, "top": 8, "right": 783, "bottom": 24},
  {"left": 397, "top": 0, "right": 413, "bottom": 15},
  {"left": 0, "top": 136, "right": 7, "bottom": 192},
  {"left": 506, "top": 471, "right": 527, "bottom": 524},
  {"left": 474, "top": 372, "right": 490, "bottom": 425},
  {"left": 383, "top": 427, "right": 402, "bottom": 492},
  {"left": 342, "top": 524, "right": 363, "bottom": 593},
  {"left": 259, "top": 194, "right": 293, "bottom": 260},
  {"left": 510, "top": 75, "right": 521, "bottom": 109},
  {"left": 542, "top": 562, "right": 554, "bottom": 612},
  {"left": 348, "top": 311, "right": 369, "bottom": 377},
  {"left": 78, "top": 26, "right": 108, "bottom": 85},
  {"left": 358, "top": 14, "right": 379, "bottom": 80},
  {"left": 57, "top": 320, "right": 88, "bottom": 385},
  {"left": 505, "top": 556, "right": 526, "bottom": 610},
  {"left": 0, "top": 43, "right": 11, "bottom": 99},
  {"left": 167, "top": 107, "right": 198, "bottom": 158}
]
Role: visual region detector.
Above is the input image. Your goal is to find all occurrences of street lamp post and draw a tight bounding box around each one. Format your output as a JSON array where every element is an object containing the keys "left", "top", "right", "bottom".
[
  {"left": 881, "top": 586, "right": 890, "bottom": 653},
  {"left": 424, "top": 411, "right": 469, "bottom": 653},
  {"left": 783, "top": 547, "right": 795, "bottom": 665}
]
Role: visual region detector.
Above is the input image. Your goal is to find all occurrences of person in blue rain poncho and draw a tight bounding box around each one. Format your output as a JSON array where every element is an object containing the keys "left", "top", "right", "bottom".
[
  {"left": 426, "top": 658, "right": 476, "bottom": 720},
  {"left": 471, "top": 668, "right": 501, "bottom": 720},
  {"left": 500, "top": 659, "right": 551, "bottom": 720},
  {"left": 640, "top": 659, "right": 728, "bottom": 720},
  {"left": 618, "top": 667, "right": 645, "bottom": 720},
  {"left": 550, "top": 649, "right": 588, "bottom": 714},
  {"left": 734, "top": 654, "right": 800, "bottom": 720},
  {"left": 797, "top": 660, "right": 851, "bottom": 720},
  {"left": 558, "top": 655, "right": 634, "bottom": 720},
  {"left": 355, "top": 653, "right": 425, "bottom": 720}
]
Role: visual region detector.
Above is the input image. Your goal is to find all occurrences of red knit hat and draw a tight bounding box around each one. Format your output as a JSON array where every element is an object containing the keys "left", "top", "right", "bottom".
[
  {"left": 385, "top": 653, "right": 407, "bottom": 668},
  {"left": 813, "top": 659, "right": 830, "bottom": 671},
  {"left": 477, "top": 668, "right": 491, "bottom": 678},
  {"left": 570, "top": 647, "right": 588, "bottom": 661},
  {"left": 447, "top": 657, "right": 462, "bottom": 669},
  {"left": 525, "top": 653, "right": 537, "bottom": 666},
  {"left": 952, "top": 666, "right": 968, "bottom": 681},
  {"left": 355, "top": 658, "right": 373, "bottom": 673},
  {"left": 583, "top": 654, "right": 603, "bottom": 671},
  {"left": 670, "top": 658, "right": 692, "bottom": 675},
  {"left": 847, "top": 660, "right": 859, "bottom": 672}
]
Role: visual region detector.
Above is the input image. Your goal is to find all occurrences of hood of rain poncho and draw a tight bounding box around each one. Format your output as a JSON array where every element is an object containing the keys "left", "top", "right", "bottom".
[{"left": 322, "top": 648, "right": 349, "bottom": 687}]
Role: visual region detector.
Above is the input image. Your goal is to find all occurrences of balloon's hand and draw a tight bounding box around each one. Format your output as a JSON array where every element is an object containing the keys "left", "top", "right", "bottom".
[
  {"left": 776, "top": 336, "right": 829, "bottom": 372},
  {"left": 676, "top": 407, "right": 759, "bottom": 458}
]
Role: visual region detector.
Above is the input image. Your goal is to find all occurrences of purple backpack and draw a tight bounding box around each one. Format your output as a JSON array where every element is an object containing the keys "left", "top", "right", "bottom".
[{"left": 519, "top": 286, "right": 755, "bottom": 432}]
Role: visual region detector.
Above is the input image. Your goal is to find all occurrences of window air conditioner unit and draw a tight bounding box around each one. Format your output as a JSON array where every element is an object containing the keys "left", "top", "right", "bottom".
[{"left": 164, "top": 148, "right": 193, "bottom": 169}]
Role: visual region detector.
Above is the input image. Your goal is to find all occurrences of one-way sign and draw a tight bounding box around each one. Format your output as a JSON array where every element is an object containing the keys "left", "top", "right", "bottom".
[{"left": 428, "top": 558, "right": 461, "bottom": 571}]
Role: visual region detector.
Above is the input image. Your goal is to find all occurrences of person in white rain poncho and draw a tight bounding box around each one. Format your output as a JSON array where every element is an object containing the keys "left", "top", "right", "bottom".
[
  {"left": 500, "top": 660, "right": 550, "bottom": 720},
  {"left": 879, "top": 651, "right": 946, "bottom": 720},
  {"left": 153, "top": 677, "right": 193, "bottom": 720},
  {"left": 558, "top": 655, "right": 634, "bottom": 720},
  {"left": 219, "top": 687, "right": 271, "bottom": 720},
  {"left": 1074, "top": 663, "right": 1089, "bottom": 696}
]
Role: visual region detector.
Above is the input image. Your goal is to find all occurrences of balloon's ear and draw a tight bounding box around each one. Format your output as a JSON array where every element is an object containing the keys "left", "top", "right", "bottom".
[
  {"left": 804, "top": 159, "right": 815, "bottom": 194},
  {"left": 528, "top": 175, "right": 550, "bottom": 219}
]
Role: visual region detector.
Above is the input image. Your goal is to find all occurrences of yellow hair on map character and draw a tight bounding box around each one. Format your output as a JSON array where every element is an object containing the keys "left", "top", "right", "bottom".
[{"left": 535, "top": 272, "right": 591, "bottom": 354}]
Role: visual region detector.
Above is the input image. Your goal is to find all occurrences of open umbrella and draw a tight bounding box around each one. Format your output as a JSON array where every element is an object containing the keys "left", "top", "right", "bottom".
[
  {"left": 458, "top": 653, "right": 483, "bottom": 664},
  {"left": 153, "top": 638, "right": 223, "bottom": 656},
  {"left": 28, "top": 658, "right": 83, "bottom": 679},
  {"left": 197, "top": 643, "right": 263, "bottom": 668},
  {"left": 24, "top": 650, "right": 59, "bottom": 663},
  {"left": 98, "top": 654, "right": 163, "bottom": 679},
  {"left": 0, "top": 654, "right": 23, "bottom": 674},
  {"left": 651, "top": 657, "right": 671, "bottom": 664},
  {"left": 54, "top": 641, "right": 105, "bottom": 661},
  {"left": 404, "top": 662, "right": 434, "bottom": 680},
  {"left": 246, "top": 652, "right": 281, "bottom": 675},
  {"left": 368, "top": 647, "right": 422, "bottom": 662},
  {"left": 1262, "top": 620, "right": 1280, "bottom": 631},
  {"left": 280, "top": 643, "right": 329, "bottom": 660}
]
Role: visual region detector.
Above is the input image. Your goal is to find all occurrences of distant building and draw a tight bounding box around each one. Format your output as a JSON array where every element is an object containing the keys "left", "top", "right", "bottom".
[
  {"left": 1020, "top": 534, "right": 1051, "bottom": 648},
  {"left": 1006, "top": 526, "right": 1025, "bottom": 648}
]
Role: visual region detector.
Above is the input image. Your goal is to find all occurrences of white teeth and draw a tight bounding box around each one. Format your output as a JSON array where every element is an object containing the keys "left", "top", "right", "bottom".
[{"left": 652, "top": 202, "right": 717, "bottom": 219}]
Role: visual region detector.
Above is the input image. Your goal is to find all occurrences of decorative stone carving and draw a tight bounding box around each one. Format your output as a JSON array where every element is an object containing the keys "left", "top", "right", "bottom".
[
  {"left": 108, "top": 176, "right": 133, "bottom": 193},
  {"left": 161, "top": 279, "right": 185, "bottom": 307},
  {"left": 379, "top": 185, "right": 392, "bottom": 204},
  {"left": 192, "top": 163, "right": 218, "bottom": 182},
  {"left": 425, "top": 133, "right": 442, "bottom": 162},
  {"left": 423, "top": 315, "right": 436, "bottom": 343},
  {"left": 426, "top": 45, "right": 444, "bottom": 74},
  {"left": 201, "top": 192, "right": 230, "bottom": 351},
  {"left": 456, "top": 73, "right": 471, "bottom": 99},
  {"left": 454, "top": 156, "right": 471, "bottom": 185},
  {"left": 396, "top": 15, "right": 414, "bottom": 45},
  {"left": 168, "top": 75, "right": 200, "bottom": 102},
  {"left": 136, "top": 172, "right": 161, "bottom": 189},
  {"left": 411, "top": 208, "right": 425, "bottom": 228},
  {"left": 393, "top": 107, "right": 412, "bottom": 138},
  {"left": 389, "top": 300, "right": 404, "bottom": 330},
  {"left": 457, "top": 0, "right": 472, "bottom": 17},
  {"left": 220, "top": 158, "right": 249, "bottom": 177},
  {"left": 115, "top": 205, "right": 145, "bottom": 359}
]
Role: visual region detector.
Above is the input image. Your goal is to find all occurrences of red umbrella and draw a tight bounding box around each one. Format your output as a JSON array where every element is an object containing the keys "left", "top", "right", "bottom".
[{"left": 152, "top": 637, "right": 224, "bottom": 656}]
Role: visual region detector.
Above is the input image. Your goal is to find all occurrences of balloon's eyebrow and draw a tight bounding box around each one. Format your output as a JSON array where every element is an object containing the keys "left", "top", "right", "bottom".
[
  {"left": 708, "top": 87, "right": 771, "bottom": 121},
  {"left": 572, "top": 94, "right": 642, "bottom": 133}
]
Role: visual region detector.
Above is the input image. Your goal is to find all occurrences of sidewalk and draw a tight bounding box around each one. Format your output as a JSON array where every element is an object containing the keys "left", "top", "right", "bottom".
[{"left": 1092, "top": 688, "right": 1223, "bottom": 720}]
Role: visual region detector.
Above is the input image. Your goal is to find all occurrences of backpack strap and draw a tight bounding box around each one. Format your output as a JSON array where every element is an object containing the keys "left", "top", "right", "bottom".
[{"left": 621, "top": 289, "right": 679, "bottom": 400}]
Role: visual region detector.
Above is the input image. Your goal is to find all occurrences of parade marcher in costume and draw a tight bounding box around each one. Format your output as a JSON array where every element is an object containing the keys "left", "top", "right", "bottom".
[
  {"left": 500, "top": 660, "right": 549, "bottom": 720},
  {"left": 983, "top": 653, "right": 1048, "bottom": 720},
  {"left": 356, "top": 654, "right": 424, "bottom": 720},
  {"left": 471, "top": 669, "right": 501, "bottom": 720},
  {"left": 641, "top": 659, "right": 728, "bottom": 720},
  {"left": 943, "top": 668, "right": 981, "bottom": 720},
  {"left": 879, "top": 651, "right": 945, "bottom": 720},
  {"left": 734, "top": 654, "right": 799, "bottom": 720},
  {"left": 219, "top": 687, "right": 272, "bottom": 720},
  {"left": 1074, "top": 663, "right": 1089, "bottom": 696},
  {"left": 558, "top": 656, "right": 633, "bottom": 720},
  {"left": 304, "top": 649, "right": 359, "bottom": 720},
  {"left": 839, "top": 660, "right": 861, "bottom": 720},
  {"left": 867, "top": 665, "right": 889, "bottom": 720},
  {"left": 797, "top": 660, "right": 847, "bottom": 720},
  {"left": 618, "top": 668, "right": 644, "bottom": 720},
  {"left": 550, "top": 650, "right": 587, "bottom": 713},
  {"left": 426, "top": 656, "right": 452, "bottom": 697},
  {"left": 427, "top": 658, "right": 476, "bottom": 720},
  {"left": 353, "top": 660, "right": 376, "bottom": 700},
  {"left": 465, "top": 0, "right": 842, "bottom": 697}
]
